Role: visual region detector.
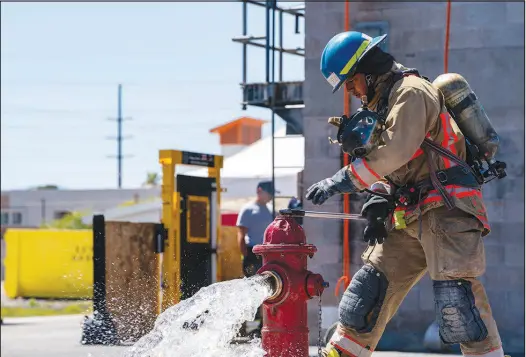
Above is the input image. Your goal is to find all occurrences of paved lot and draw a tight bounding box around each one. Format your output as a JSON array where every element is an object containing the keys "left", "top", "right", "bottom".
[
  {"left": 1, "top": 315, "right": 127, "bottom": 357},
  {"left": 0, "top": 314, "right": 465, "bottom": 357}
]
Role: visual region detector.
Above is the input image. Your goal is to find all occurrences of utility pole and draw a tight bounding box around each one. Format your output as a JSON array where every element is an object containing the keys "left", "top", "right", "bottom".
[
  {"left": 40, "top": 198, "right": 46, "bottom": 226},
  {"left": 107, "top": 84, "right": 133, "bottom": 188}
]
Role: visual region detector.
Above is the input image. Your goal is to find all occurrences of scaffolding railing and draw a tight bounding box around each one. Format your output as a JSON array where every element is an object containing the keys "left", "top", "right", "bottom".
[{"left": 232, "top": 0, "right": 305, "bottom": 216}]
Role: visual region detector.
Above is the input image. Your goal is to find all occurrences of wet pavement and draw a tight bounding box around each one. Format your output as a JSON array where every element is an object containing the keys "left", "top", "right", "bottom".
[{"left": 0, "top": 314, "right": 465, "bottom": 357}]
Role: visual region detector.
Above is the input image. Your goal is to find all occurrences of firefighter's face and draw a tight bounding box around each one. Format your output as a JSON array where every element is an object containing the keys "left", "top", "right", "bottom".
[{"left": 345, "top": 73, "right": 367, "bottom": 98}]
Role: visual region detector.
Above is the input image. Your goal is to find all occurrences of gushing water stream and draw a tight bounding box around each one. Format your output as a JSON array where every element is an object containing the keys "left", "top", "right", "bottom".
[{"left": 123, "top": 275, "right": 273, "bottom": 357}]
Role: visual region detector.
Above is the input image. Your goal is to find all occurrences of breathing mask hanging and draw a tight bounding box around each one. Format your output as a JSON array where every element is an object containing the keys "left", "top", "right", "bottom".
[{"left": 328, "top": 96, "right": 385, "bottom": 159}]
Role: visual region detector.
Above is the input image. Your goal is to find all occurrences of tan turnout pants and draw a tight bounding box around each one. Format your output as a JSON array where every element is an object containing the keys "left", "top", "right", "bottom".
[{"left": 326, "top": 206, "right": 504, "bottom": 357}]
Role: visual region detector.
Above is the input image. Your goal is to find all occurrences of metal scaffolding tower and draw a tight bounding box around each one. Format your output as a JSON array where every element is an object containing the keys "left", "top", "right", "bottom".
[{"left": 232, "top": 0, "right": 305, "bottom": 215}]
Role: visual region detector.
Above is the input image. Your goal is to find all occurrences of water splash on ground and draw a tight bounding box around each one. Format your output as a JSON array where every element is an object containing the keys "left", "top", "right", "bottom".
[{"left": 124, "top": 275, "right": 272, "bottom": 357}]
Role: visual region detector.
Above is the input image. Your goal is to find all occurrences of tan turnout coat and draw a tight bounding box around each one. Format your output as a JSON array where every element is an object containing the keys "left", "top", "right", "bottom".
[{"left": 345, "top": 73, "right": 490, "bottom": 235}]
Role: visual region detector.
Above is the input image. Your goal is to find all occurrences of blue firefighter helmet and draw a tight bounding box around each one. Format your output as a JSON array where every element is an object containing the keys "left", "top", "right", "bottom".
[{"left": 320, "top": 31, "right": 387, "bottom": 93}]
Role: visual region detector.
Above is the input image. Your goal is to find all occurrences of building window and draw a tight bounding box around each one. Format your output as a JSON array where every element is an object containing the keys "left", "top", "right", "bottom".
[
  {"left": 1, "top": 212, "right": 8, "bottom": 225},
  {"left": 12, "top": 212, "right": 22, "bottom": 225},
  {"left": 354, "top": 21, "right": 389, "bottom": 53}
]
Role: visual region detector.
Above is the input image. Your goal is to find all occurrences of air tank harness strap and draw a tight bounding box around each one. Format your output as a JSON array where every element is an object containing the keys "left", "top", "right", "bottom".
[
  {"left": 364, "top": 141, "right": 478, "bottom": 208},
  {"left": 363, "top": 142, "right": 480, "bottom": 239},
  {"left": 421, "top": 137, "right": 479, "bottom": 210},
  {"left": 391, "top": 165, "right": 480, "bottom": 207},
  {"left": 403, "top": 138, "right": 479, "bottom": 240}
]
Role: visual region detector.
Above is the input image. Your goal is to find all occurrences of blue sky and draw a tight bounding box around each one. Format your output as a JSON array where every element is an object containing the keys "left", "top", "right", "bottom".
[{"left": 1, "top": 2, "right": 305, "bottom": 190}]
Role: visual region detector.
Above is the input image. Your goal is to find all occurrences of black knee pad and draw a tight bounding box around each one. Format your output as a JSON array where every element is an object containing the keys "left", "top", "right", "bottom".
[
  {"left": 433, "top": 279, "right": 488, "bottom": 344},
  {"left": 338, "top": 265, "right": 388, "bottom": 333}
]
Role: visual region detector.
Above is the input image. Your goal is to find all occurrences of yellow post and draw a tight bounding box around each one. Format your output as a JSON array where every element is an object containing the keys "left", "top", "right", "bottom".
[
  {"left": 208, "top": 155, "right": 223, "bottom": 282},
  {"left": 159, "top": 150, "right": 222, "bottom": 309},
  {"left": 159, "top": 150, "right": 182, "bottom": 310}
]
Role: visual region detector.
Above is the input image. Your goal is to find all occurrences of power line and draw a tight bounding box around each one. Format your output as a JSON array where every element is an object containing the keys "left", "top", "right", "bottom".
[
  {"left": 106, "top": 84, "right": 133, "bottom": 189},
  {"left": 0, "top": 106, "right": 251, "bottom": 116},
  {"left": 0, "top": 80, "right": 244, "bottom": 87}
]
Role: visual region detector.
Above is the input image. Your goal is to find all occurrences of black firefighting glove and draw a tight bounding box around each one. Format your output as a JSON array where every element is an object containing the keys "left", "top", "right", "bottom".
[
  {"left": 360, "top": 193, "right": 392, "bottom": 246},
  {"left": 305, "top": 167, "right": 357, "bottom": 205}
]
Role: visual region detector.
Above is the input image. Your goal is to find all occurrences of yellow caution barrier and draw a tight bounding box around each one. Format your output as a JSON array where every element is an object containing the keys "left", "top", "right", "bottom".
[
  {"left": 3, "top": 225, "right": 242, "bottom": 300},
  {"left": 3, "top": 229, "right": 93, "bottom": 299}
]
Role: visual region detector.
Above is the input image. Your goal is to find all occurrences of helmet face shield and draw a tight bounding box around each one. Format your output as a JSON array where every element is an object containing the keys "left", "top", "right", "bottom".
[
  {"left": 343, "top": 111, "right": 379, "bottom": 157},
  {"left": 328, "top": 108, "right": 383, "bottom": 158},
  {"left": 341, "top": 110, "right": 379, "bottom": 157}
]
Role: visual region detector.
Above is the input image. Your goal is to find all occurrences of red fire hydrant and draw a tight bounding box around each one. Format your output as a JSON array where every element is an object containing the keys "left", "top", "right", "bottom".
[{"left": 253, "top": 215, "right": 328, "bottom": 357}]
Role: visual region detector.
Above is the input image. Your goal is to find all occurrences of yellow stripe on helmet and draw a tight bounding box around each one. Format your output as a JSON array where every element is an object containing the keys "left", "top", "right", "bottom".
[{"left": 339, "top": 40, "right": 371, "bottom": 76}]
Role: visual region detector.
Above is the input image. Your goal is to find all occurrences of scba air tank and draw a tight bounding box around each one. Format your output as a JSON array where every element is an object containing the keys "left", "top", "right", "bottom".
[{"left": 433, "top": 73, "right": 500, "bottom": 162}]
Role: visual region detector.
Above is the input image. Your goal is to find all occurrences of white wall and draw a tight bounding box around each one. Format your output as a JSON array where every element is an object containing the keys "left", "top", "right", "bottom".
[
  {"left": 102, "top": 210, "right": 162, "bottom": 224},
  {"left": 221, "top": 175, "right": 300, "bottom": 199},
  {"left": 1, "top": 188, "right": 160, "bottom": 228}
]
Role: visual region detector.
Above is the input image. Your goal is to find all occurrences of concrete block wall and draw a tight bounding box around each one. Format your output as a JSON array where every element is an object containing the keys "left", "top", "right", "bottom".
[{"left": 303, "top": 2, "right": 524, "bottom": 353}]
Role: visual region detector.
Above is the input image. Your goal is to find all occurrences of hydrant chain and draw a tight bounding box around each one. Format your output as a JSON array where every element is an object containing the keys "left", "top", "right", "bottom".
[{"left": 317, "top": 292, "right": 323, "bottom": 357}]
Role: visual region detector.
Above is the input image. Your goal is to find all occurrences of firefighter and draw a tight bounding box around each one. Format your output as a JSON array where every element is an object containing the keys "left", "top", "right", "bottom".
[{"left": 306, "top": 31, "right": 506, "bottom": 357}]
